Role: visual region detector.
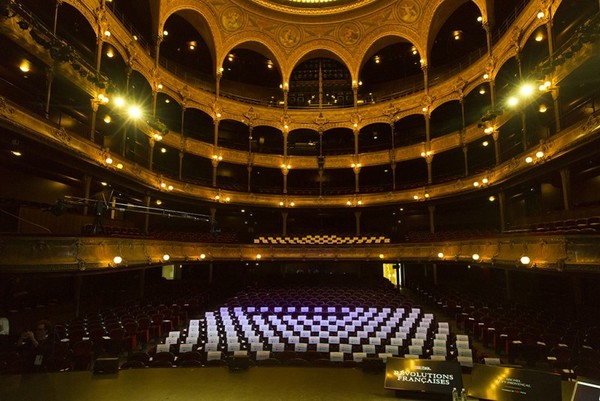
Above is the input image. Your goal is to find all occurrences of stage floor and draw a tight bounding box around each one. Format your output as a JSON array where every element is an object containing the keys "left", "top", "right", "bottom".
[{"left": 0, "top": 367, "right": 576, "bottom": 401}]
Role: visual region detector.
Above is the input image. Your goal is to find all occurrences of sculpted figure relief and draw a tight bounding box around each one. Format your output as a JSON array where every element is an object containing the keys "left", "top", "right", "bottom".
[
  {"left": 397, "top": 0, "right": 421, "bottom": 23},
  {"left": 222, "top": 7, "right": 243, "bottom": 31}
]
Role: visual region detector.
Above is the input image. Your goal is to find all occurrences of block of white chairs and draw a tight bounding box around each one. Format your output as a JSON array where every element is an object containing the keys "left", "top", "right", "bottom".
[
  {"left": 234, "top": 350, "right": 248, "bottom": 357},
  {"left": 432, "top": 346, "right": 447, "bottom": 356},
  {"left": 375, "top": 332, "right": 387, "bottom": 339},
  {"left": 362, "top": 344, "right": 376, "bottom": 354},
  {"left": 395, "top": 332, "right": 408, "bottom": 340},
  {"left": 271, "top": 343, "right": 285, "bottom": 352},
  {"left": 317, "top": 343, "right": 330, "bottom": 353},
  {"left": 435, "top": 333, "right": 448, "bottom": 340},
  {"left": 390, "top": 338, "right": 404, "bottom": 346},
  {"left": 349, "top": 337, "right": 361, "bottom": 345},
  {"left": 295, "top": 343, "right": 308, "bottom": 352},
  {"left": 353, "top": 352, "right": 367, "bottom": 362},
  {"left": 255, "top": 350, "right": 270, "bottom": 361},
  {"left": 186, "top": 336, "right": 198, "bottom": 344},
  {"left": 415, "top": 332, "right": 427, "bottom": 340},
  {"left": 250, "top": 342, "right": 263, "bottom": 352},
  {"left": 408, "top": 345, "right": 423, "bottom": 355},
  {"left": 179, "top": 343, "right": 194, "bottom": 353},
  {"left": 416, "top": 327, "right": 428, "bottom": 334},
  {"left": 430, "top": 355, "right": 446, "bottom": 361},
  {"left": 166, "top": 337, "right": 178, "bottom": 345},
  {"left": 438, "top": 328, "right": 450, "bottom": 334},
  {"left": 330, "top": 352, "right": 344, "bottom": 362},
  {"left": 227, "top": 343, "right": 241, "bottom": 352},
  {"left": 404, "top": 354, "right": 420, "bottom": 359},
  {"left": 457, "top": 356, "right": 473, "bottom": 367},
  {"left": 339, "top": 344, "right": 353, "bottom": 354},
  {"left": 456, "top": 340, "right": 470, "bottom": 349},
  {"left": 189, "top": 319, "right": 200, "bottom": 327},
  {"left": 205, "top": 343, "right": 219, "bottom": 352},
  {"left": 456, "top": 334, "right": 469, "bottom": 342},
  {"left": 378, "top": 353, "right": 393, "bottom": 362},
  {"left": 329, "top": 336, "right": 341, "bottom": 344},
  {"left": 385, "top": 345, "right": 400, "bottom": 356},
  {"left": 288, "top": 336, "right": 300, "bottom": 344},
  {"left": 156, "top": 344, "right": 171, "bottom": 353},
  {"left": 268, "top": 336, "right": 280, "bottom": 344},
  {"left": 206, "top": 351, "right": 222, "bottom": 362},
  {"left": 457, "top": 348, "right": 472, "bottom": 357},
  {"left": 169, "top": 331, "right": 181, "bottom": 338},
  {"left": 369, "top": 337, "right": 382, "bottom": 345},
  {"left": 433, "top": 339, "right": 447, "bottom": 348},
  {"left": 411, "top": 338, "right": 424, "bottom": 346}
]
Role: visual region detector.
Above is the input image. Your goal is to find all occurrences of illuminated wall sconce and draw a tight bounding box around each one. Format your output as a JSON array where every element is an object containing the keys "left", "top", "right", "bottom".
[
  {"left": 537, "top": 11, "right": 545, "bottom": 19},
  {"left": 489, "top": 196, "right": 496, "bottom": 202},
  {"left": 113, "top": 256, "right": 123, "bottom": 264},
  {"left": 520, "top": 256, "right": 531, "bottom": 265},
  {"left": 525, "top": 156, "right": 534, "bottom": 163},
  {"left": 116, "top": 163, "right": 124, "bottom": 170},
  {"left": 162, "top": 254, "right": 170, "bottom": 261},
  {"left": 437, "top": 252, "right": 444, "bottom": 259},
  {"left": 200, "top": 254, "right": 206, "bottom": 260},
  {"left": 105, "top": 156, "right": 113, "bottom": 165},
  {"left": 212, "top": 155, "right": 223, "bottom": 161},
  {"left": 256, "top": 254, "right": 262, "bottom": 260},
  {"left": 472, "top": 253, "right": 480, "bottom": 261},
  {"left": 483, "top": 73, "right": 490, "bottom": 80}
]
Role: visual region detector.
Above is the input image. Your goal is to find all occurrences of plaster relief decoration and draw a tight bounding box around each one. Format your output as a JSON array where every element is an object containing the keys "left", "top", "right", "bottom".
[
  {"left": 339, "top": 22, "right": 361, "bottom": 46},
  {"left": 396, "top": 0, "right": 421, "bottom": 24},
  {"left": 278, "top": 25, "right": 301, "bottom": 48},
  {"left": 52, "top": 127, "right": 71, "bottom": 145},
  {"left": 221, "top": 7, "right": 244, "bottom": 32}
]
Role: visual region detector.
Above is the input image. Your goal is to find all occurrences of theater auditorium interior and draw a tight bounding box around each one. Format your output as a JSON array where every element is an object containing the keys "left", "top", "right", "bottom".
[{"left": 0, "top": 0, "right": 599, "bottom": 399}]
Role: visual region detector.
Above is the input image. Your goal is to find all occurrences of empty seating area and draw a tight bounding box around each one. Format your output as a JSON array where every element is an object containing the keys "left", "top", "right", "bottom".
[
  {"left": 507, "top": 216, "right": 600, "bottom": 235},
  {"left": 403, "top": 229, "right": 500, "bottom": 242},
  {"left": 412, "top": 283, "right": 600, "bottom": 379},
  {"left": 143, "top": 302, "right": 474, "bottom": 369},
  {"left": 254, "top": 234, "right": 391, "bottom": 245}
]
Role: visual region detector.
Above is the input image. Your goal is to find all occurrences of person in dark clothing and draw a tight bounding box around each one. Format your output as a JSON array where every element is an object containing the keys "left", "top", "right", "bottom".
[{"left": 17, "top": 320, "right": 55, "bottom": 372}]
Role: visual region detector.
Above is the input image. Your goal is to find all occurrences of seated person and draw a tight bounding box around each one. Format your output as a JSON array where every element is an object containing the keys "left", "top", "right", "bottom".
[{"left": 17, "top": 319, "right": 56, "bottom": 372}]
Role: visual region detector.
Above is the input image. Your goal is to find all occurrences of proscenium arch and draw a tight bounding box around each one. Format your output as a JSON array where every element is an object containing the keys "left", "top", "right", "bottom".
[{"left": 160, "top": 5, "right": 219, "bottom": 75}]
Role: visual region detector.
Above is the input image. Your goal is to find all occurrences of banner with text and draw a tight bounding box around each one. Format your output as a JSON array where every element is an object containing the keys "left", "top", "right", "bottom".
[
  {"left": 469, "top": 364, "right": 561, "bottom": 401},
  {"left": 384, "top": 358, "right": 463, "bottom": 395}
]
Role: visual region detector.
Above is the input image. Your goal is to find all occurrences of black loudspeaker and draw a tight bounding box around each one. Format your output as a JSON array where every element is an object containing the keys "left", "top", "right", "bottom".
[
  {"left": 227, "top": 355, "right": 252, "bottom": 372},
  {"left": 93, "top": 357, "right": 119, "bottom": 374},
  {"left": 362, "top": 357, "right": 385, "bottom": 374}
]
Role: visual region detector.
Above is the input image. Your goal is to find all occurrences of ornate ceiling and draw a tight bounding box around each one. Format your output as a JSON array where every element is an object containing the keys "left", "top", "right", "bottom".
[{"left": 251, "top": 0, "right": 377, "bottom": 14}]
